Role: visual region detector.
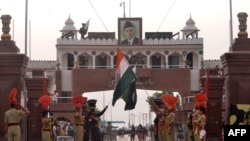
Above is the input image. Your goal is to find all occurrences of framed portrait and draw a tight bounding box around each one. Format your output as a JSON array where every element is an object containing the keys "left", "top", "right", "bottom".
[{"left": 118, "top": 18, "right": 142, "bottom": 46}]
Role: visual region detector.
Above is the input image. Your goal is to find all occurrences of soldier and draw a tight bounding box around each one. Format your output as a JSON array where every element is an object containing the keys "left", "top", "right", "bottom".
[
  {"left": 149, "top": 97, "right": 168, "bottom": 141},
  {"left": 4, "top": 88, "right": 30, "bottom": 141},
  {"left": 193, "top": 93, "right": 207, "bottom": 141},
  {"left": 38, "top": 94, "right": 53, "bottom": 141},
  {"left": 161, "top": 94, "right": 178, "bottom": 141},
  {"left": 71, "top": 95, "right": 87, "bottom": 141},
  {"left": 84, "top": 99, "right": 108, "bottom": 141}
]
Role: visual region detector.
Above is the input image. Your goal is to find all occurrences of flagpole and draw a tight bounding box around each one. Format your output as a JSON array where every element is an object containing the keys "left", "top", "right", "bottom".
[
  {"left": 129, "top": 0, "right": 131, "bottom": 17},
  {"left": 103, "top": 91, "right": 105, "bottom": 122},
  {"left": 25, "top": 0, "right": 28, "bottom": 56},
  {"left": 110, "top": 105, "right": 112, "bottom": 122},
  {"left": 229, "top": 0, "right": 233, "bottom": 51}
]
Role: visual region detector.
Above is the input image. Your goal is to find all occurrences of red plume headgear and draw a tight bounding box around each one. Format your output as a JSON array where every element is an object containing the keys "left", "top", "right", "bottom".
[
  {"left": 161, "top": 94, "right": 178, "bottom": 110},
  {"left": 38, "top": 95, "right": 52, "bottom": 110},
  {"left": 9, "top": 88, "right": 18, "bottom": 105},
  {"left": 72, "top": 96, "right": 87, "bottom": 108},
  {"left": 194, "top": 93, "right": 207, "bottom": 108}
]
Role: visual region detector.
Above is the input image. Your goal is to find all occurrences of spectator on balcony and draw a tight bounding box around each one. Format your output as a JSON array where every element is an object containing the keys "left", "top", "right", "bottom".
[{"left": 52, "top": 90, "right": 59, "bottom": 104}]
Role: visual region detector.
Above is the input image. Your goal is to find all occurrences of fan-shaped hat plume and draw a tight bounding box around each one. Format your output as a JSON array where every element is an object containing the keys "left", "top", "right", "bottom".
[
  {"left": 72, "top": 96, "right": 87, "bottom": 108},
  {"left": 161, "top": 94, "right": 178, "bottom": 110},
  {"left": 9, "top": 88, "right": 18, "bottom": 105},
  {"left": 194, "top": 93, "right": 207, "bottom": 107},
  {"left": 38, "top": 95, "right": 52, "bottom": 110}
]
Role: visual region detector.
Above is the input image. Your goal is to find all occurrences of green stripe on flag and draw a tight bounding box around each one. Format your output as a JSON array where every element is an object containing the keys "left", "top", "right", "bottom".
[{"left": 112, "top": 67, "right": 135, "bottom": 106}]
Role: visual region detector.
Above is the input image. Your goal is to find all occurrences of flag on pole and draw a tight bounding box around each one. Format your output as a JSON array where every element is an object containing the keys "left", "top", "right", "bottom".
[
  {"left": 203, "top": 69, "right": 209, "bottom": 96},
  {"left": 84, "top": 18, "right": 90, "bottom": 31},
  {"left": 43, "top": 72, "right": 48, "bottom": 96},
  {"left": 203, "top": 69, "right": 209, "bottom": 114},
  {"left": 122, "top": 66, "right": 137, "bottom": 110},
  {"left": 112, "top": 48, "right": 137, "bottom": 110}
]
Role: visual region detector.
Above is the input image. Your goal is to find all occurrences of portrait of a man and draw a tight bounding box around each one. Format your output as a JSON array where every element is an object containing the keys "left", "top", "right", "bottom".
[{"left": 118, "top": 18, "right": 142, "bottom": 45}]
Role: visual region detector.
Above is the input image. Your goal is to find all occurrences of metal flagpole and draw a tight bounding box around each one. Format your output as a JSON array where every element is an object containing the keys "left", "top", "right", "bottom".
[
  {"left": 12, "top": 20, "right": 14, "bottom": 40},
  {"left": 129, "top": 0, "right": 131, "bottom": 17},
  {"left": 229, "top": 0, "right": 233, "bottom": 51},
  {"left": 29, "top": 20, "right": 31, "bottom": 60},
  {"left": 25, "top": 0, "right": 28, "bottom": 56},
  {"left": 120, "top": 2, "right": 126, "bottom": 18},
  {"left": 103, "top": 91, "right": 105, "bottom": 122},
  {"left": 110, "top": 104, "right": 112, "bottom": 122}
]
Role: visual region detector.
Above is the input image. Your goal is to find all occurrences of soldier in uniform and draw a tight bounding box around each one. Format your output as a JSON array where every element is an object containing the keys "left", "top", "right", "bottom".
[
  {"left": 193, "top": 93, "right": 207, "bottom": 141},
  {"left": 72, "top": 95, "right": 87, "bottom": 141},
  {"left": 38, "top": 94, "right": 53, "bottom": 141},
  {"left": 149, "top": 97, "right": 168, "bottom": 141},
  {"left": 161, "top": 94, "right": 178, "bottom": 141},
  {"left": 4, "top": 88, "right": 30, "bottom": 141},
  {"left": 84, "top": 99, "right": 108, "bottom": 141}
]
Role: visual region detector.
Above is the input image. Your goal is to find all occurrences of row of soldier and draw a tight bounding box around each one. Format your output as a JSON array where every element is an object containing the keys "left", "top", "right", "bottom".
[
  {"left": 4, "top": 87, "right": 207, "bottom": 141},
  {"left": 4, "top": 88, "right": 109, "bottom": 141},
  {"left": 149, "top": 93, "right": 207, "bottom": 141},
  {"left": 40, "top": 95, "right": 108, "bottom": 141}
]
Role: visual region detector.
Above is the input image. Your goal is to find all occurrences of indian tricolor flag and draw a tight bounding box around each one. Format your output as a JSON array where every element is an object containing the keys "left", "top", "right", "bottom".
[{"left": 112, "top": 48, "right": 137, "bottom": 110}]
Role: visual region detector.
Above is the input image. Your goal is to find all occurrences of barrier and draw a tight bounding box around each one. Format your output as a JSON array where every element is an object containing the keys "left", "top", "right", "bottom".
[{"left": 56, "top": 136, "right": 74, "bottom": 141}]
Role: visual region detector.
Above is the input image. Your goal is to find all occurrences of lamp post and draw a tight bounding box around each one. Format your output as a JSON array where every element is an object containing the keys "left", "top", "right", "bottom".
[
  {"left": 120, "top": 2, "right": 125, "bottom": 18},
  {"left": 129, "top": 113, "right": 135, "bottom": 127}
]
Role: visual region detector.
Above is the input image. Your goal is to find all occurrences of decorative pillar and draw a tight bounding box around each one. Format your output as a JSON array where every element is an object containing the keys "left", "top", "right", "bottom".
[
  {"left": 0, "top": 15, "right": 29, "bottom": 140},
  {"left": 221, "top": 12, "right": 250, "bottom": 124},
  {"left": 201, "top": 72, "right": 225, "bottom": 141},
  {"left": 25, "top": 78, "right": 47, "bottom": 141}
]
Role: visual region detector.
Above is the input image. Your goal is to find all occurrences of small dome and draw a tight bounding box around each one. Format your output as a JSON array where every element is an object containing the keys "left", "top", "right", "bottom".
[
  {"left": 61, "top": 15, "right": 77, "bottom": 31},
  {"left": 182, "top": 15, "right": 199, "bottom": 31}
]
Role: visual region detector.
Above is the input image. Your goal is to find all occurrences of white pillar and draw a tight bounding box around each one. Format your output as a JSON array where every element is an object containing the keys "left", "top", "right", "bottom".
[
  {"left": 147, "top": 55, "right": 150, "bottom": 68},
  {"left": 111, "top": 56, "right": 114, "bottom": 68},
  {"left": 93, "top": 55, "right": 96, "bottom": 69}
]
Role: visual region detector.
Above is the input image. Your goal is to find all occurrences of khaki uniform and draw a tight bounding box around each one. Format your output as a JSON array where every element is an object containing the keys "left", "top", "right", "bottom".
[
  {"left": 4, "top": 108, "right": 25, "bottom": 141},
  {"left": 74, "top": 113, "right": 85, "bottom": 141},
  {"left": 166, "top": 112, "right": 176, "bottom": 141},
  {"left": 158, "top": 114, "right": 167, "bottom": 141},
  {"left": 42, "top": 117, "right": 52, "bottom": 141}
]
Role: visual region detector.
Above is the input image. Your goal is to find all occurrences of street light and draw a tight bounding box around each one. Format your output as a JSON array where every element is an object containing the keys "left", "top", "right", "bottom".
[{"left": 120, "top": 2, "right": 125, "bottom": 18}]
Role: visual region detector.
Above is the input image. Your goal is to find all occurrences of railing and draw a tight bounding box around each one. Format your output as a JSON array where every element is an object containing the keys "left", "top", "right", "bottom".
[
  {"left": 183, "top": 95, "right": 226, "bottom": 103},
  {"left": 56, "top": 136, "right": 74, "bottom": 141},
  {"left": 51, "top": 96, "right": 73, "bottom": 104},
  {"left": 57, "top": 65, "right": 198, "bottom": 70},
  {"left": 183, "top": 96, "right": 195, "bottom": 103},
  {"left": 57, "top": 37, "right": 203, "bottom": 45}
]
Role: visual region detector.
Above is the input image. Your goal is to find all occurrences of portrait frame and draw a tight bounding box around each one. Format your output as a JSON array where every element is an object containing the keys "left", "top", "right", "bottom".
[{"left": 118, "top": 18, "right": 142, "bottom": 46}]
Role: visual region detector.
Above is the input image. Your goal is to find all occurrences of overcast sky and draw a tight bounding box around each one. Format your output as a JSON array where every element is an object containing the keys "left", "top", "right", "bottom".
[{"left": 1, "top": 0, "right": 250, "bottom": 60}]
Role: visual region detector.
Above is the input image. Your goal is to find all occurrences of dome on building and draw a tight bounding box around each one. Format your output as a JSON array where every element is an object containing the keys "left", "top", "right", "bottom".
[
  {"left": 61, "top": 15, "right": 77, "bottom": 31},
  {"left": 182, "top": 15, "right": 199, "bottom": 31}
]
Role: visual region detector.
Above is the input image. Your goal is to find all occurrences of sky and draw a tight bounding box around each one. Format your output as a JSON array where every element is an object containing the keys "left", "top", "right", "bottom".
[{"left": 1, "top": 0, "right": 250, "bottom": 61}]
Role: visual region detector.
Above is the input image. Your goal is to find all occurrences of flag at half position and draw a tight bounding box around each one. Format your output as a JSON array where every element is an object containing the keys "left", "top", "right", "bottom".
[{"left": 112, "top": 48, "right": 137, "bottom": 110}]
